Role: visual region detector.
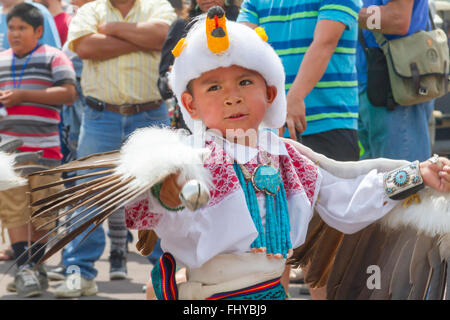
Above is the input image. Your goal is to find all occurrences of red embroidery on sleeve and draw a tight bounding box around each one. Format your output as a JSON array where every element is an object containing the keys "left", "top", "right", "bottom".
[{"left": 125, "top": 198, "right": 162, "bottom": 229}]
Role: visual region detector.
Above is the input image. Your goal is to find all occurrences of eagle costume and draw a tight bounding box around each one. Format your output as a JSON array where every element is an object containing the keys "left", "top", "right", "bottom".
[{"left": 8, "top": 7, "right": 450, "bottom": 300}]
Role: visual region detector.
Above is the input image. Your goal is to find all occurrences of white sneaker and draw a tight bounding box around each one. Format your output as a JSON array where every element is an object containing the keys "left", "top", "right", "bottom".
[{"left": 54, "top": 273, "right": 98, "bottom": 298}]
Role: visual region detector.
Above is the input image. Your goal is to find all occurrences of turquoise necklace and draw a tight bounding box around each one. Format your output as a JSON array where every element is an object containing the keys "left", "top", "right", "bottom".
[{"left": 233, "top": 152, "right": 292, "bottom": 258}]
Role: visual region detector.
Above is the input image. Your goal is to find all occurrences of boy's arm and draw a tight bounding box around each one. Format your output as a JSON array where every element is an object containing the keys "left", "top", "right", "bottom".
[{"left": 0, "top": 84, "right": 76, "bottom": 108}]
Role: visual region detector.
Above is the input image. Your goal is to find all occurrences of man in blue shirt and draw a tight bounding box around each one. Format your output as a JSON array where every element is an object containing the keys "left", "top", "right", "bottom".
[
  {"left": 0, "top": 0, "right": 61, "bottom": 51},
  {"left": 357, "top": 0, "right": 434, "bottom": 162},
  {"left": 238, "top": 0, "right": 361, "bottom": 162},
  {"left": 238, "top": 0, "right": 362, "bottom": 300}
]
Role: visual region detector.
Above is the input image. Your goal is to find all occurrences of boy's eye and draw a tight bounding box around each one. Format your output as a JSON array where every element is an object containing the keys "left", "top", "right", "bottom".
[
  {"left": 240, "top": 79, "right": 253, "bottom": 86},
  {"left": 207, "top": 85, "right": 220, "bottom": 92}
]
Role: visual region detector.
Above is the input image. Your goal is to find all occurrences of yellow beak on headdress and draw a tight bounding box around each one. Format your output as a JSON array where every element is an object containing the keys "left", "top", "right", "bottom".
[
  {"left": 171, "top": 6, "right": 269, "bottom": 58},
  {"left": 205, "top": 6, "right": 229, "bottom": 54}
]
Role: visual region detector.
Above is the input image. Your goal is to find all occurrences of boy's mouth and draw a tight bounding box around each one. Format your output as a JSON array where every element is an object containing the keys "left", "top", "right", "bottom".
[{"left": 226, "top": 113, "right": 248, "bottom": 120}]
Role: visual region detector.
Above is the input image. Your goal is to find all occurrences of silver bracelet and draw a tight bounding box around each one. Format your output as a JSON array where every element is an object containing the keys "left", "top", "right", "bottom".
[{"left": 383, "top": 160, "right": 424, "bottom": 200}]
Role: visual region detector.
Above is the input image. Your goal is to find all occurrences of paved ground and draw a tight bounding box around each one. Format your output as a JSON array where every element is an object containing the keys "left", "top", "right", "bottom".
[{"left": 0, "top": 228, "right": 311, "bottom": 300}]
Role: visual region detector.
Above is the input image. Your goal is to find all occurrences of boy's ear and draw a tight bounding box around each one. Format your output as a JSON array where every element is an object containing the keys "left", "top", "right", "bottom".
[
  {"left": 266, "top": 85, "right": 277, "bottom": 106},
  {"left": 180, "top": 91, "right": 200, "bottom": 119},
  {"left": 35, "top": 25, "right": 43, "bottom": 39}
]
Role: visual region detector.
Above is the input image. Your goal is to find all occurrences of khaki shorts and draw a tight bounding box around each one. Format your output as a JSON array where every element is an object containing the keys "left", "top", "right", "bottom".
[{"left": 0, "top": 173, "right": 62, "bottom": 231}]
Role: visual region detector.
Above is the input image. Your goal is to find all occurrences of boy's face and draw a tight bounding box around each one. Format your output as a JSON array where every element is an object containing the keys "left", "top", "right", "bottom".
[
  {"left": 181, "top": 65, "right": 277, "bottom": 137},
  {"left": 7, "top": 17, "right": 42, "bottom": 57},
  {"left": 196, "top": 0, "right": 226, "bottom": 13}
]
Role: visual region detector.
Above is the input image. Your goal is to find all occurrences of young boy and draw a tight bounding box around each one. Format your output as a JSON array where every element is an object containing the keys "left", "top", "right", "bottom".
[
  {"left": 122, "top": 7, "right": 449, "bottom": 300},
  {"left": 0, "top": 2, "right": 75, "bottom": 298}
]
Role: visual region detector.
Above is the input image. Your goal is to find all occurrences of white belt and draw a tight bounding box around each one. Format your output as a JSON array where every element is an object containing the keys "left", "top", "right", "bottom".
[{"left": 178, "top": 252, "right": 285, "bottom": 300}]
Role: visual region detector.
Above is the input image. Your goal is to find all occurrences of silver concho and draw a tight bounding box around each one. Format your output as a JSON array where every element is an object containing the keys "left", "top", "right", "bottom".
[{"left": 179, "top": 179, "right": 211, "bottom": 211}]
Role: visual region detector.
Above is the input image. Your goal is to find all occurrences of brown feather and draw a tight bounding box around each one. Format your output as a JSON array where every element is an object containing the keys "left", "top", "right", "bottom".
[
  {"left": 46, "top": 182, "right": 147, "bottom": 263},
  {"left": 76, "top": 184, "right": 147, "bottom": 247},
  {"left": 332, "top": 224, "right": 384, "bottom": 299},
  {"left": 31, "top": 174, "right": 112, "bottom": 207},
  {"left": 303, "top": 225, "right": 343, "bottom": 288},
  {"left": 33, "top": 175, "right": 135, "bottom": 231},
  {"left": 389, "top": 231, "right": 418, "bottom": 299},
  {"left": 325, "top": 228, "right": 363, "bottom": 299},
  {"left": 338, "top": 223, "right": 387, "bottom": 300},
  {"left": 426, "top": 244, "right": 446, "bottom": 300},
  {"left": 357, "top": 226, "right": 400, "bottom": 299},
  {"left": 93, "top": 185, "right": 147, "bottom": 227},
  {"left": 30, "top": 168, "right": 116, "bottom": 192},
  {"left": 445, "top": 261, "right": 449, "bottom": 300},
  {"left": 31, "top": 174, "right": 122, "bottom": 215},
  {"left": 408, "top": 234, "right": 435, "bottom": 299},
  {"left": 288, "top": 213, "right": 326, "bottom": 268},
  {"left": 28, "top": 150, "right": 120, "bottom": 176},
  {"left": 35, "top": 178, "right": 141, "bottom": 264},
  {"left": 36, "top": 213, "right": 104, "bottom": 266},
  {"left": 368, "top": 227, "right": 413, "bottom": 299}
]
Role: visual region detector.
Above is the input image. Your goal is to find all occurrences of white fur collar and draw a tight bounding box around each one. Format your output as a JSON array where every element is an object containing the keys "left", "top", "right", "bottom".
[{"left": 205, "top": 129, "right": 288, "bottom": 164}]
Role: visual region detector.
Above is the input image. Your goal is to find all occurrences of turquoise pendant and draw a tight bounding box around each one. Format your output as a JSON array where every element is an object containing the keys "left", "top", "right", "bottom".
[{"left": 251, "top": 165, "right": 282, "bottom": 195}]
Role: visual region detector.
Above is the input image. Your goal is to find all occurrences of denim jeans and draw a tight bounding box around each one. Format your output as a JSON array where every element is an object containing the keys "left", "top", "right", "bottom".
[
  {"left": 61, "top": 81, "right": 85, "bottom": 166},
  {"left": 358, "top": 90, "right": 434, "bottom": 162},
  {"left": 62, "top": 103, "right": 170, "bottom": 280}
]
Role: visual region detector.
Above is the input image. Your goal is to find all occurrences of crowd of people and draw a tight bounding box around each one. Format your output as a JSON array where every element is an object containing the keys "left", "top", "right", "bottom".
[{"left": 0, "top": 0, "right": 445, "bottom": 300}]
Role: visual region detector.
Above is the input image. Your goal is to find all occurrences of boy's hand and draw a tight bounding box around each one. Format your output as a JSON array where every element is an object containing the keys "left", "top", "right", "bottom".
[
  {"left": 0, "top": 89, "right": 23, "bottom": 108},
  {"left": 420, "top": 156, "right": 450, "bottom": 193},
  {"left": 160, "top": 173, "right": 183, "bottom": 208}
]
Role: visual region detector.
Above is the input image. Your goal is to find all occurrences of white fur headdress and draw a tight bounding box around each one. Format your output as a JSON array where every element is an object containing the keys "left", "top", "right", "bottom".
[{"left": 168, "top": 7, "right": 286, "bottom": 134}]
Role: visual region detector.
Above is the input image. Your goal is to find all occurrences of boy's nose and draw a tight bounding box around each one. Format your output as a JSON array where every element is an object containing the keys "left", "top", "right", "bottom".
[{"left": 224, "top": 96, "right": 243, "bottom": 106}]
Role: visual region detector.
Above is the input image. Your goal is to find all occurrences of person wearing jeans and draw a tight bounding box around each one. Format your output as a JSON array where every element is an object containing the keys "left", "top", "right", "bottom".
[
  {"left": 61, "top": 105, "right": 170, "bottom": 282},
  {"left": 357, "top": 0, "right": 434, "bottom": 162},
  {"left": 54, "top": 0, "right": 176, "bottom": 298},
  {"left": 358, "top": 91, "right": 434, "bottom": 161}
]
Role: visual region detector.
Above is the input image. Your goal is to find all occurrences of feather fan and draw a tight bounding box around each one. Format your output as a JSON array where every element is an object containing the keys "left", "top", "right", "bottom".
[
  {"left": 284, "top": 139, "right": 450, "bottom": 300},
  {"left": 18, "top": 127, "right": 212, "bottom": 266}
]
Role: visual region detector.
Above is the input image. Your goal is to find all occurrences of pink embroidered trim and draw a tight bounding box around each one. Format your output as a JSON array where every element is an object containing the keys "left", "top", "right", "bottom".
[
  {"left": 125, "top": 197, "right": 162, "bottom": 229},
  {"left": 281, "top": 142, "right": 319, "bottom": 205},
  {"left": 124, "top": 139, "right": 319, "bottom": 229}
]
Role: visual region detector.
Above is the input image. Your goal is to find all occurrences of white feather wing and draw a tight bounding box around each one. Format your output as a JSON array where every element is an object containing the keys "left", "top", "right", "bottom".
[{"left": 0, "top": 151, "right": 27, "bottom": 191}]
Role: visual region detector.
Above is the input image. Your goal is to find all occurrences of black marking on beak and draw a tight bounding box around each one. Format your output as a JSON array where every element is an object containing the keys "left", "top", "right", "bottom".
[{"left": 211, "top": 27, "right": 226, "bottom": 38}]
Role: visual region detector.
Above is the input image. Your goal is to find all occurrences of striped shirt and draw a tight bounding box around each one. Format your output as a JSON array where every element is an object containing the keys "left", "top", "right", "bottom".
[
  {"left": 0, "top": 45, "right": 76, "bottom": 160},
  {"left": 67, "top": 0, "right": 176, "bottom": 105},
  {"left": 237, "top": 0, "right": 361, "bottom": 136}
]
